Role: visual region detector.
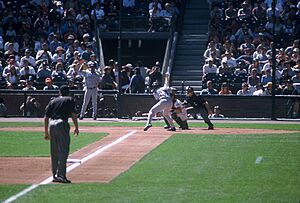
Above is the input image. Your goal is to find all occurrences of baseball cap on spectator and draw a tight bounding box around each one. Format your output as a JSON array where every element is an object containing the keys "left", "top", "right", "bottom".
[
  {"left": 90, "top": 53, "right": 96, "bottom": 57},
  {"left": 287, "top": 79, "right": 293, "bottom": 84},
  {"left": 293, "top": 48, "right": 299, "bottom": 53},
  {"left": 25, "top": 48, "right": 30, "bottom": 53},
  {"left": 124, "top": 63, "right": 133, "bottom": 69},
  {"left": 56, "top": 46, "right": 64, "bottom": 52},
  {"left": 264, "top": 82, "right": 272, "bottom": 88},
  {"left": 206, "top": 58, "right": 213, "bottom": 62},
  {"left": 83, "top": 33, "right": 90, "bottom": 39},
  {"left": 45, "top": 77, "right": 52, "bottom": 83},
  {"left": 74, "top": 51, "right": 81, "bottom": 56},
  {"left": 67, "top": 35, "right": 75, "bottom": 40}
]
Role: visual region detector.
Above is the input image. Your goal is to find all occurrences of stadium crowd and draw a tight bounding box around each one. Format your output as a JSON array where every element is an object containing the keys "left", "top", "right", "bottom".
[
  {"left": 0, "top": 0, "right": 181, "bottom": 92},
  {"left": 203, "top": 0, "right": 300, "bottom": 98}
]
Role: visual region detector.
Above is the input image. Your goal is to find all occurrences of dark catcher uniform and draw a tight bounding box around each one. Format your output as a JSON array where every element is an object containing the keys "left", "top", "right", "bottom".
[
  {"left": 45, "top": 94, "right": 77, "bottom": 183},
  {"left": 185, "top": 86, "right": 214, "bottom": 130}
]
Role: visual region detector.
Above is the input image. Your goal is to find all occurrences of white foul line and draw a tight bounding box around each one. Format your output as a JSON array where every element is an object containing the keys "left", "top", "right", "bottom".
[
  {"left": 255, "top": 156, "right": 263, "bottom": 164},
  {"left": 3, "top": 130, "right": 137, "bottom": 203}
]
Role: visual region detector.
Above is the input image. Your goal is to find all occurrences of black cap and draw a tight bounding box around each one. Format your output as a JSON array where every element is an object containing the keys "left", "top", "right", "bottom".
[
  {"left": 60, "top": 85, "right": 70, "bottom": 96},
  {"left": 186, "top": 86, "right": 194, "bottom": 92}
]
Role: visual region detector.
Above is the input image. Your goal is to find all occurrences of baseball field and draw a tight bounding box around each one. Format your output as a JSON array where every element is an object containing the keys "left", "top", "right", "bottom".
[{"left": 0, "top": 118, "right": 299, "bottom": 203}]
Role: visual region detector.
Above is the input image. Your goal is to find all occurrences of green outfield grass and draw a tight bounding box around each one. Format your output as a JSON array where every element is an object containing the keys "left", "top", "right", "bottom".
[{"left": 0, "top": 122, "right": 299, "bottom": 202}]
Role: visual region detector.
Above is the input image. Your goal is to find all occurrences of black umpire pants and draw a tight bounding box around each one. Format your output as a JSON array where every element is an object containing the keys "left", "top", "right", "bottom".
[{"left": 49, "top": 119, "right": 70, "bottom": 178}]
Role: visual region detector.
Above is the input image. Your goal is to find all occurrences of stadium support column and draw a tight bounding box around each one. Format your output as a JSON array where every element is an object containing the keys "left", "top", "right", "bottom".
[
  {"left": 117, "top": 0, "right": 123, "bottom": 118},
  {"left": 271, "top": 0, "right": 277, "bottom": 120}
]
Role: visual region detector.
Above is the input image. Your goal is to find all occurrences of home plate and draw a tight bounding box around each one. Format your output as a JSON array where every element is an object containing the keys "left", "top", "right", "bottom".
[{"left": 67, "top": 159, "right": 82, "bottom": 163}]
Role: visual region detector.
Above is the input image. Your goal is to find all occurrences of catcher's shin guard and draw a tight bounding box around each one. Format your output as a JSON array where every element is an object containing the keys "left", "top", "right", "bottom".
[{"left": 180, "top": 120, "right": 189, "bottom": 130}]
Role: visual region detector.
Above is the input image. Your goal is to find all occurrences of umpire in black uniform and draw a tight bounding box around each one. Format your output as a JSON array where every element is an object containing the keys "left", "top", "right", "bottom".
[
  {"left": 44, "top": 85, "right": 79, "bottom": 183},
  {"left": 184, "top": 86, "right": 214, "bottom": 130}
]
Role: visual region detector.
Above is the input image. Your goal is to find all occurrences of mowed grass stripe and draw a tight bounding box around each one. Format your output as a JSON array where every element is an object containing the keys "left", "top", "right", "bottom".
[
  {"left": 12, "top": 133, "right": 300, "bottom": 203},
  {"left": 0, "top": 131, "right": 107, "bottom": 156}
]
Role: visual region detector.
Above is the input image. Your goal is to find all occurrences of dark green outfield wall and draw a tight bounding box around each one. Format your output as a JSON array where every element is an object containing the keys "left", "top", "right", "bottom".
[{"left": 0, "top": 91, "right": 298, "bottom": 118}]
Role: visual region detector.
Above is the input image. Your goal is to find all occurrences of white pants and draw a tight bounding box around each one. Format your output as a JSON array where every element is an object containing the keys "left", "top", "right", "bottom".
[
  {"left": 146, "top": 98, "right": 174, "bottom": 127},
  {"left": 80, "top": 88, "right": 98, "bottom": 118}
]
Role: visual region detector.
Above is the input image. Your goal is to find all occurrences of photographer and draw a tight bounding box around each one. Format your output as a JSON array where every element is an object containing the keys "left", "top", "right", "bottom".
[{"left": 20, "top": 96, "right": 41, "bottom": 117}]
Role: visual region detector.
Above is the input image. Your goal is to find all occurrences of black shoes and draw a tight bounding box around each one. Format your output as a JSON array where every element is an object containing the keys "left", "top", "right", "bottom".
[
  {"left": 93, "top": 117, "right": 97, "bottom": 120},
  {"left": 208, "top": 125, "right": 214, "bottom": 130},
  {"left": 144, "top": 124, "right": 152, "bottom": 131},
  {"left": 164, "top": 125, "right": 170, "bottom": 129},
  {"left": 79, "top": 116, "right": 83, "bottom": 120},
  {"left": 53, "top": 176, "right": 71, "bottom": 184},
  {"left": 167, "top": 127, "right": 176, "bottom": 131}
]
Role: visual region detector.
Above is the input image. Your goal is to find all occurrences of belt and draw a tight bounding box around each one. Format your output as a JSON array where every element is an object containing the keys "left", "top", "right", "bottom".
[{"left": 87, "top": 87, "right": 97, "bottom": 89}]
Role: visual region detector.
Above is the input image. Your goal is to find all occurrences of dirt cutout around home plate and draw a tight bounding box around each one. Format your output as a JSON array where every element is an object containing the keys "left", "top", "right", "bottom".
[{"left": 0, "top": 126, "right": 297, "bottom": 184}]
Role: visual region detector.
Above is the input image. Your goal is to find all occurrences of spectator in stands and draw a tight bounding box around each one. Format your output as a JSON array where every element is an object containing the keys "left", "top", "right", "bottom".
[
  {"left": 209, "top": 105, "right": 224, "bottom": 118},
  {"left": 202, "top": 58, "right": 218, "bottom": 78},
  {"left": 20, "top": 49, "right": 36, "bottom": 68},
  {"left": 4, "top": 42, "right": 18, "bottom": 61},
  {"left": 52, "top": 46, "right": 65, "bottom": 64},
  {"left": 285, "top": 39, "right": 299, "bottom": 55},
  {"left": 261, "top": 68, "right": 273, "bottom": 85},
  {"left": 203, "top": 40, "right": 221, "bottom": 60},
  {"left": 218, "top": 61, "right": 232, "bottom": 74},
  {"left": 76, "top": 5, "right": 90, "bottom": 24},
  {"left": 234, "top": 61, "right": 247, "bottom": 76},
  {"left": 252, "top": 83, "right": 264, "bottom": 95},
  {"left": 284, "top": 61, "right": 295, "bottom": 77},
  {"left": 239, "top": 35, "right": 255, "bottom": 54},
  {"left": 263, "top": 82, "right": 276, "bottom": 95},
  {"left": 292, "top": 69, "right": 300, "bottom": 83},
  {"left": 19, "top": 59, "right": 36, "bottom": 81},
  {"left": 201, "top": 80, "right": 218, "bottom": 95},
  {"left": 255, "top": 46, "right": 270, "bottom": 72},
  {"left": 291, "top": 48, "right": 299, "bottom": 65},
  {"left": 128, "top": 67, "right": 145, "bottom": 93},
  {"left": 224, "top": 2, "right": 237, "bottom": 21},
  {"left": 237, "top": 1, "right": 252, "bottom": 22},
  {"left": 221, "top": 51, "right": 237, "bottom": 70},
  {"left": 81, "top": 43, "right": 95, "bottom": 62},
  {"left": 91, "top": 2, "right": 105, "bottom": 23},
  {"left": 22, "top": 76, "right": 36, "bottom": 91},
  {"left": 252, "top": 1, "right": 267, "bottom": 25},
  {"left": 4, "top": 65, "right": 19, "bottom": 89},
  {"left": 36, "top": 42, "right": 53, "bottom": 66},
  {"left": 37, "top": 62, "right": 52, "bottom": 82},
  {"left": 247, "top": 68, "right": 260, "bottom": 86},
  {"left": 52, "top": 62, "right": 67, "bottom": 83},
  {"left": 67, "top": 59, "right": 82, "bottom": 80},
  {"left": 235, "top": 23, "right": 254, "bottom": 44},
  {"left": 134, "top": 60, "right": 147, "bottom": 79},
  {"left": 237, "top": 48, "right": 253, "bottom": 67},
  {"left": 43, "top": 77, "right": 59, "bottom": 90},
  {"left": 219, "top": 82, "right": 232, "bottom": 95},
  {"left": 106, "top": 1, "right": 119, "bottom": 31},
  {"left": 101, "top": 66, "right": 117, "bottom": 90},
  {"left": 237, "top": 82, "right": 252, "bottom": 95}
]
